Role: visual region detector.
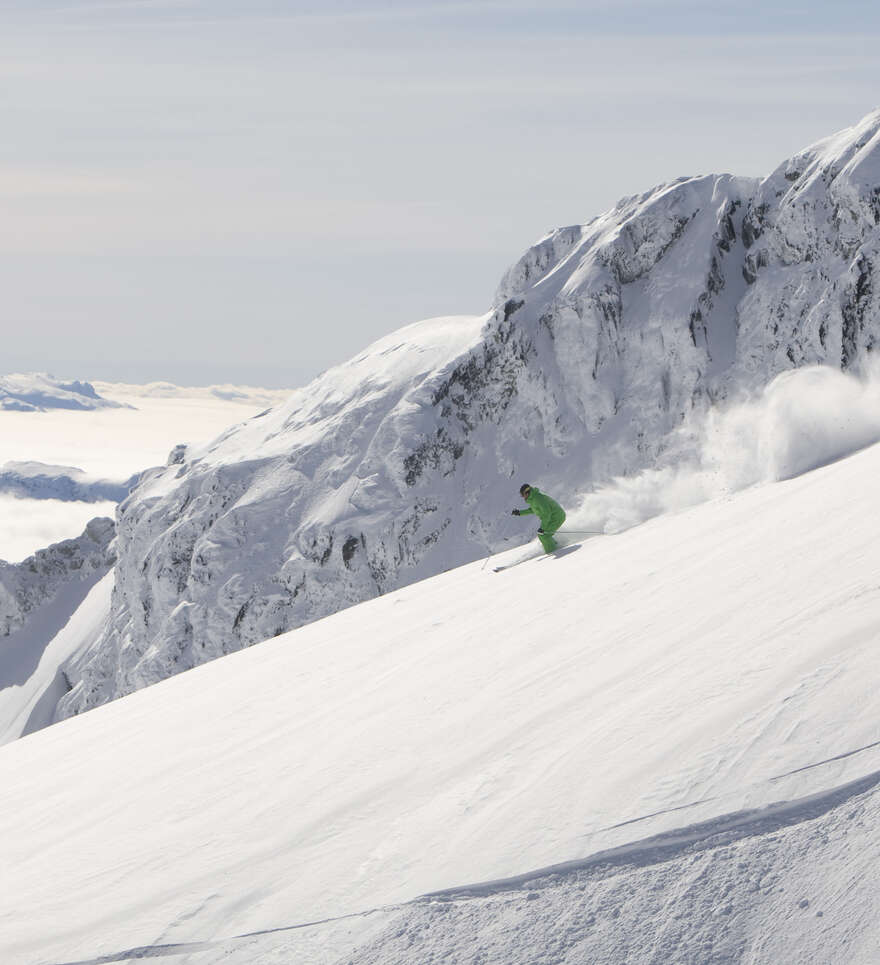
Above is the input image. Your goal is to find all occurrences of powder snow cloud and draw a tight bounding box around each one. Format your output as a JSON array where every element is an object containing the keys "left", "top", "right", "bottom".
[{"left": 569, "top": 364, "right": 880, "bottom": 536}]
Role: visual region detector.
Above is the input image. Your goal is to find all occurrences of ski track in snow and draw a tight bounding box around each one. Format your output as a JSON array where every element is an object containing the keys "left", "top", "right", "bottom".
[
  {"left": 6, "top": 434, "right": 880, "bottom": 964},
  {"left": 11, "top": 109, "right": 880, "bottom": 961},
  {"left": 68, "top": 107, "right": 880, "bottom": 732}
]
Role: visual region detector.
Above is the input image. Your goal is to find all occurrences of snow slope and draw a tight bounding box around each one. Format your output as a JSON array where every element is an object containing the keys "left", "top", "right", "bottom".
[
  {"left": 0, "top": 517, "right": 114, "bottom": 639},
  {"left": 3, "top": 437, "right": 880, "bottom": 965},
  {"left": 62, "top": 109, "right": 880, "bottom": 719},
  {"left": 0, "top": 571, "right": 112, "bottom": 745},
  {"left": 59, "top": 314, "right": 489, "bottom": 715},
  {"left": 0, "top": 518, "right": 116, "bottom": 745}
]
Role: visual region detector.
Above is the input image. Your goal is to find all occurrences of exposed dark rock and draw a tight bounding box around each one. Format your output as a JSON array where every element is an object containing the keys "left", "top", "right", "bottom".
[
  {"left": 742, "top": 203, "right": 768, "bottom": 248},
  {"left": 342, "top": 536, "right": 360, "bottom": 568},
  {"left": 841, "top": 254, "right": 874, "bottom": 369}
]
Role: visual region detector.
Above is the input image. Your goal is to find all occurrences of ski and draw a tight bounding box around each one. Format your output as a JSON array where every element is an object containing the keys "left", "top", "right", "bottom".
[
  {"left": 493, "top": 542, "right": 582, "bottom": 572},
  {"left": 493, "top": 551, "right": 542, "bottom": 573}
]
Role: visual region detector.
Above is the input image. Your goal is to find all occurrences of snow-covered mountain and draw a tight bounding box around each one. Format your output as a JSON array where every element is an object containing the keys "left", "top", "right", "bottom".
[
  {"left": 60, "top": 108, "right": 880, "bottom": 719},
  {"left": 0, "top": 516, "right": 115, "bottom": 639},
  {"left": 3, "top": 433, "right": 880, "bottom": 965},
  {"left": 0, "top": 379, "right": 293, "bottom": 564},
  {"left": 0, "top": 461, "right": 137, "bottom": 503},
  {"left": 0, "top": 517, "right": 115, "bottom": 743},
  {"left": 0, "top": 373, "right": 131, "bottom": 412}
]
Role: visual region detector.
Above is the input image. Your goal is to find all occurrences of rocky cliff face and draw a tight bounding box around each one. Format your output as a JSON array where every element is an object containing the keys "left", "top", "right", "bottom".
[
  {"left": 732, "top": 113, "right": 880, "bottom": 383},
  {"left": 59, "top": 109, "right": 880, "bottom": 718},
  {"left": 0, "top": 517, "right": 116, "bottom": 638}
]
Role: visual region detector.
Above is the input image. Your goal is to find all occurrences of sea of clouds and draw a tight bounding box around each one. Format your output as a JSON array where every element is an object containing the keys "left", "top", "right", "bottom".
[{"left": 0, "top": 496, "right": 117, "bottom": 564}]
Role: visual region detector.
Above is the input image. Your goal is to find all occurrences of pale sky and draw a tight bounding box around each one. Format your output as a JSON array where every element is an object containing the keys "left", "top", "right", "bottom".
[{"left": 2, "top": 0, "right": 879, "bottom": 388}]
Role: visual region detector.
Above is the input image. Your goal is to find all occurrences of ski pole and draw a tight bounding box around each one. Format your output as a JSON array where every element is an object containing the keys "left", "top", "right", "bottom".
[
  {"left": 481, "top": 536, "right": 512, "bottom": 570},
  {"left": 558, "top": 529, "right": 605, "bottom": 536}
]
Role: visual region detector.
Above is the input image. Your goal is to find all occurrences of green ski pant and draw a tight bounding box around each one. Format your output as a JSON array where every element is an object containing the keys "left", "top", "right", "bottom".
[{"left": 537, "top": 509, "right": 566, "bottom": 553}]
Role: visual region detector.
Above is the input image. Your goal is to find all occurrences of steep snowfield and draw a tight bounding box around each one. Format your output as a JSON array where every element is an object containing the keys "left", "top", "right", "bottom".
[
  {"left": 64, "top": 109, "right": 880, "bottom": 720},
  {"left": 0, "top": 571, "right": 112, "bottom": 745},
  {"left": 59, "top": 314, "right": 489, "bottom": 715},
  {"left": 3, "top": 438, "right": 880, "bottom": 965},
  {"left": 0, "top": 383, "right": 298, "bottom": 741},
  {"left": 0, "top": 518, "right": 116, "bottom": 744},
  {"left": 0, "top": 517, "right": 115, "bottom": 639}
]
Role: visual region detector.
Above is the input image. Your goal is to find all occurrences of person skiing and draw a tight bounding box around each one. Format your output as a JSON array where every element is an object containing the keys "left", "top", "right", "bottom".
[{"left": 512, "top": 483, "right": 566, "bottom": 553}]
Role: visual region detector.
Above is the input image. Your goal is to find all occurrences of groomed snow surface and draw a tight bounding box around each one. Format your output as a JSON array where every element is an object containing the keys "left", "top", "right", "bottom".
[{"left": 3, "top": 434, "right": 880, "bottom": 964}]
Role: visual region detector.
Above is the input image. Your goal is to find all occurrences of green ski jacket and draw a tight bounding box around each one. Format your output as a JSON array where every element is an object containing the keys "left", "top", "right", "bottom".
[{"left": 520, "top": 488, "right": 566, "bottom": 531}]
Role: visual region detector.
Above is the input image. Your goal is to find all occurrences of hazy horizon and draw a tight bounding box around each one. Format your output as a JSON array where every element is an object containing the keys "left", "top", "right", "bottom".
[{"left": 3, "top": 0, "right": 879, "bottom": 390}]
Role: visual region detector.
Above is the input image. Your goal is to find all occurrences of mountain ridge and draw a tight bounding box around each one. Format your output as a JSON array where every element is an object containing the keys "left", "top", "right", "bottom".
[
  {"left": 0, "top": 373, "right": 132, "bottom": 412},
  {"left": 58, "top": 108, "right": 880, "bottom": 719}
]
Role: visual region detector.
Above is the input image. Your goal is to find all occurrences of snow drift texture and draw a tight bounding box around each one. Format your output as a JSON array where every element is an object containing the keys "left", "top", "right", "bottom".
[
  {"left": 5, "top": 435, "right": 880, "bottom": 964},
  {"left": 59, "top": 109, "right": 880, "bottom": 718}
]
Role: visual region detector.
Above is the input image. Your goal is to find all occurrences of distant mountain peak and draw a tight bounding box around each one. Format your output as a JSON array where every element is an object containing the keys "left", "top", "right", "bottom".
[{"left": 0, "top": 373, "right": 132, "bottom": 412}]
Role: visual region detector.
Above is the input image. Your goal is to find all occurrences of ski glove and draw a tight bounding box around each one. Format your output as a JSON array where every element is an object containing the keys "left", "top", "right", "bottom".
[{"left": 511, "top": 508, "right": 521, "bottom": 516}]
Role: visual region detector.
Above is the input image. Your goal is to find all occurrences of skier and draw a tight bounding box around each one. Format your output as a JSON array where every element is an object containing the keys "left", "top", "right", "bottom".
[{"left": 511, "top": 483, "right": 566, "bottom": 553}]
